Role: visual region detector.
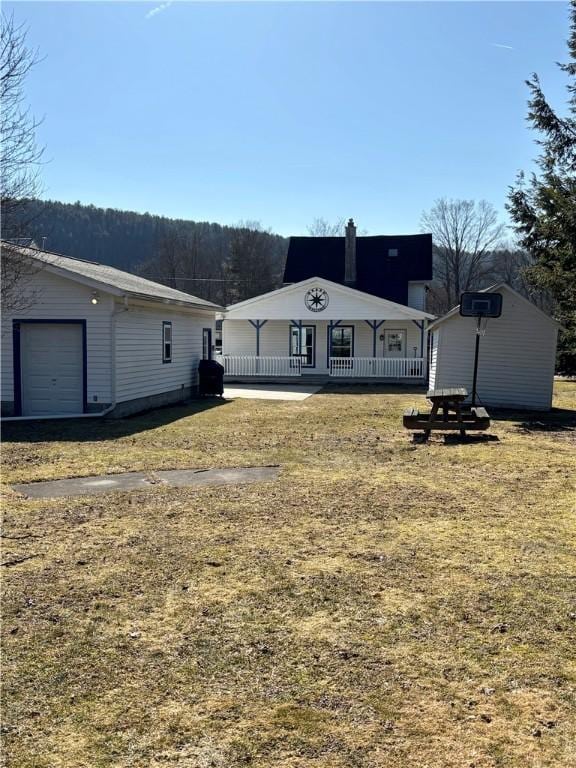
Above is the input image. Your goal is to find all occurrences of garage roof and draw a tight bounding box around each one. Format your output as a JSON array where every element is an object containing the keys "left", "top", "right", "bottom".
[{"left": 3, "top": 242, "right": 223, "bottom": 311}]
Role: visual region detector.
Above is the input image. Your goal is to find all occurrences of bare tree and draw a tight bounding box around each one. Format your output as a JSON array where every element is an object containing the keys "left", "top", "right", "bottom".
[
  {"left": 421, "top": 199, "right": 505, "bottom": 313},
  {"left": 226, "top": 221, "right": 283, "bottom": 303},
  {"left": 307, "top": 217, "right": 346, "bottom": 236},
  {"left": 1, "top": 13, "right": 44, "bottom": 311},
  {"left": 491, "top": 247, "right": 554, "bottom": 312}
]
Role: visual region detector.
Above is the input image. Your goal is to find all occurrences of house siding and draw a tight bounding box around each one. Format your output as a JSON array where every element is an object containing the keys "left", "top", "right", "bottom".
[
  {"left": 1, "top": 268, "right": 113, "bottom": 410},
  {"left": 114, "top": 304, "right": 214, "bottom": 403},
  {"left": 429, "top": 288, "right": 558, "bottom": 410},
  {"left": 428, "top": 329, "right": 440, "bottom": 390},
  {"left": 225, "top": 280, "right": 431, "bottom": 322},
  {"left": 407, "top": 283, "right": 427, "bottom": 311}
]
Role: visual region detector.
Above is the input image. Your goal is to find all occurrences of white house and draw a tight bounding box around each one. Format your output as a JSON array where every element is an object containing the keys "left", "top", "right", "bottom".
[
  {"left": 220, "top": 276, "right": 435, "bottom": 380},
  {"left": 428, "top": 283, "right": 559, "bottom": 411},
  {"left": 219, "top": 220, "right": 435, "bottom": 381},
  {"left": 1, "top": 243, "right": 222, "bottom": 418}
]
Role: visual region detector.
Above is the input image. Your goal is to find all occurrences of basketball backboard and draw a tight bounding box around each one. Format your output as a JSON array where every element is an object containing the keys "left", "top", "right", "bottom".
[{"left": 459, "top": 292, "right": 502, "bottom": 318}]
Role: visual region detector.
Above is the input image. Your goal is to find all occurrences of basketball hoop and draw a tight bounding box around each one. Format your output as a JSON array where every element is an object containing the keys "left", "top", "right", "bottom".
[{"left": 460, "top": 292, "right": 503, "bottom": 407}]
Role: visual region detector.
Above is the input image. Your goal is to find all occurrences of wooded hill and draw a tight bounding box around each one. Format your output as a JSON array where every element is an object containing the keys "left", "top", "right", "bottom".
[{"left": 23, "top": 199, "right": 288, "bottom": 305}]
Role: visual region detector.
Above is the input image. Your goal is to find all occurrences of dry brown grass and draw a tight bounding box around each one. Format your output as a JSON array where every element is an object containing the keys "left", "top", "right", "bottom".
[{"left": 2, "top": 382, "right": 575, "bottom": 767}]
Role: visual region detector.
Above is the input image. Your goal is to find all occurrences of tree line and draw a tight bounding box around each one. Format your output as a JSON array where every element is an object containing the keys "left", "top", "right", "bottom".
[{"left": 13, "top": 198, "right": 287, "bottom": 307}]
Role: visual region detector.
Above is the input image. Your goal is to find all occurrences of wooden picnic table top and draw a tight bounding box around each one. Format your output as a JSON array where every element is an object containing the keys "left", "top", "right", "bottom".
[{"left": 426, "top": 387, "right": 468, "bottom": 402}]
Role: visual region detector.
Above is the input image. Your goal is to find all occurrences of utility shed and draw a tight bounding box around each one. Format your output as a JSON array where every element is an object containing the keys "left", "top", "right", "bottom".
[
  {"left": 428, "top": 284, "right": 559, "bottom": 411},
  {"left": 1, "top": 242, "right": 222, "bottom": 419}
]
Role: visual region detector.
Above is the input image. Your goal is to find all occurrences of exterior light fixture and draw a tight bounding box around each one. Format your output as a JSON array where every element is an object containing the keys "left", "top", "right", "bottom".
[{"left": 91, "top": 291, "right": 100, "bottom": 305}]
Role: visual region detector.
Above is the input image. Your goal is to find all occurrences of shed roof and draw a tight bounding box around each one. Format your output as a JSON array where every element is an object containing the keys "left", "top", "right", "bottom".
[
  {"left": 2, "top": 241, "right": 223, "bottom": 311},
  {"left": 428, "top": 283, "right": 560, "bottom": 331}
]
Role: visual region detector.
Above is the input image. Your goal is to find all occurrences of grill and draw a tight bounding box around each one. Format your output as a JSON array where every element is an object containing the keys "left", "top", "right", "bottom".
[{"left": 198, "top": 359, "right": 224, "bottom": 397}]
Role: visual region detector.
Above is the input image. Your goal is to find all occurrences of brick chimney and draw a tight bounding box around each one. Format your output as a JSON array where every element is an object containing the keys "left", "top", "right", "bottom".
[{"left": 344, "top": 218, "right": 357, "bottom": 286}]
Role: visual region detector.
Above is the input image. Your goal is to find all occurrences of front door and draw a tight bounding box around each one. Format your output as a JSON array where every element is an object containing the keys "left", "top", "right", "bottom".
[
  {"left": 383, "top": 329, "right": 406, "bottom": 358},
  {"left": 330, "top": 325, "right": 354, "bottom": 371},
  {"left": 291, "top": 325, "right": 315, "bottom": 367}
]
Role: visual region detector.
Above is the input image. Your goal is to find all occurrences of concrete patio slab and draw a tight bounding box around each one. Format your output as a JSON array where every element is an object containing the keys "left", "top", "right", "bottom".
[
  {"left": 223, "top": 384, "right": 321, "bottom": 401},
  {"left": 12, "top": 466, "right": 280, "bottom": 499},
  {"left": 158, "top": 466, "right": 279, "bottom": 488}
]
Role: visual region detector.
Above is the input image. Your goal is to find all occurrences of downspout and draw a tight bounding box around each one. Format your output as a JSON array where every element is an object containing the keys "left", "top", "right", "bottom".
[{"left": 3, "top": 295, "right": 129, "bottom": 422}]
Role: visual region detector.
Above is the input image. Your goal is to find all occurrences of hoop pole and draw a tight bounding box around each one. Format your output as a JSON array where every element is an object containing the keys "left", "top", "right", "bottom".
[{"left": 471, "top": 316, "right": 482, "bottom": 407}]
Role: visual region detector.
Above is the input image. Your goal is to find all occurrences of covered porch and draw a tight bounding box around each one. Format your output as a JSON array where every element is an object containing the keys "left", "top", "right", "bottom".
[
  {"left": 219, "top": 277, "right": 434, "bottom": 381},
  {"left": 218, "top": 317, "right": 429, "bottom": 380}
]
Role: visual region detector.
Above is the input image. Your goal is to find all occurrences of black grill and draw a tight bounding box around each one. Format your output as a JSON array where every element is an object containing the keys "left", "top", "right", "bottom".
[{"left": 198, "top": 359, "right": 224, "bottom": 396}]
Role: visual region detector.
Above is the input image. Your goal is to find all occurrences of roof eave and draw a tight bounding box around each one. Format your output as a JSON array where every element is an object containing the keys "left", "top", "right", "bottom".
[
  {"left": 21, "top": 252, "right": 221, "bottom": 311},
  {"left": 124, "top": 290, "right": 222, "bottom": 312}
]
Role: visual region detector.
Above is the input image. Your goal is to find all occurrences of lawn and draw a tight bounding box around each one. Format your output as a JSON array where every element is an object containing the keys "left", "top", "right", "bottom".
[{"left": 2, "top": 382, "right": 575, "bottom": 768}]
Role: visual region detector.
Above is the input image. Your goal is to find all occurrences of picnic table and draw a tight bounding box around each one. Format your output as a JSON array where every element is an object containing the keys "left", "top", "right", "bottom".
[{"left": 403, "top": 386, "right": 490, "bottom": 438}]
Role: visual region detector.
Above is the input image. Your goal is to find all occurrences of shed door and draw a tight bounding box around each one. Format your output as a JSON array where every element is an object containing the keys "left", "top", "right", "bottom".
[{"left": 21, "top": 323, "right": 84, "bottom": 415}]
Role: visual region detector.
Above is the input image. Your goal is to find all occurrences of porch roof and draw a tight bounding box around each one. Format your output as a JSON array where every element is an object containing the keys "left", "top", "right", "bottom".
[{"left": 221, "top": 277, "right": 435, "bottom": 322}]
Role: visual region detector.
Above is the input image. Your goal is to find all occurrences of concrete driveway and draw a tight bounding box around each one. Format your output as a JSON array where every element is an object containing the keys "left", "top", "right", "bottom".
[{"left": 223, "top": 384, "right": 322, "bottom": 401}]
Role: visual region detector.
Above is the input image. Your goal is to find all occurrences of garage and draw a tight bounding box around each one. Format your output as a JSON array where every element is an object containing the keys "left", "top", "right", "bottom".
[
  {"left": 2, "top": 242, "right": 222, "bottom": 419},
  {"left": 16, "top": 321, "right": 85, "bottom": 416}
]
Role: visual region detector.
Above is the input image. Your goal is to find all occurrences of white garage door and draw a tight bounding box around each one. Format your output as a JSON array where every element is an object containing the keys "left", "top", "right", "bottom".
[{"left": 21, "top": 323, "right": 84, "bottom": 416}]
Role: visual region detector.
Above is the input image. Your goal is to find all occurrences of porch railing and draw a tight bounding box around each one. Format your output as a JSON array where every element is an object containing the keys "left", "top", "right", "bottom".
[
  {"left": 329, "top": 357, "right": 425, "bottom": 378},
  {"left": 215, "top": 355, "right": 425, "bottom": 378},
  {"left": 215, "top": 355, "right": 302, "bottom": 377}
]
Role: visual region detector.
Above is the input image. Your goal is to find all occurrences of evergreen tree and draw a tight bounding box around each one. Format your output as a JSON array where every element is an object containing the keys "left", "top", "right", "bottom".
[{"left": 507, "top": 1, "right": 576, "bottom": 375}]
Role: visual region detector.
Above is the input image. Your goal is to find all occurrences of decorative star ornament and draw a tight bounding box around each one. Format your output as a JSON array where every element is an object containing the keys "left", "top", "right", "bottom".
[{"left": 304, "top": 287, "right": 329, "bottom": 312}]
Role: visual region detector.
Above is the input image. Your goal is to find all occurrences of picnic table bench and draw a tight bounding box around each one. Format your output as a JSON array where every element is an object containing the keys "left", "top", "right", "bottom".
[{"left": 403, "top": 387, "right": 490, "bottom": 438}]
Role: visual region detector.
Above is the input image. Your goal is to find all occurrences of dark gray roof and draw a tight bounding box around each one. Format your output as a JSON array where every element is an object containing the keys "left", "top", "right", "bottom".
[
  {"left": 2, "top": 242, "right": 222, "bottom": 310},
  {"left": 284, "top": 233, "right": 433, "bottom": 305}
]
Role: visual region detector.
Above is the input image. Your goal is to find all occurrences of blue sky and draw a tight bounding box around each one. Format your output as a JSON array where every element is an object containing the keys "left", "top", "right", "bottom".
[{"left": 6, "top": 1, "right": 572, "bottom": 236}]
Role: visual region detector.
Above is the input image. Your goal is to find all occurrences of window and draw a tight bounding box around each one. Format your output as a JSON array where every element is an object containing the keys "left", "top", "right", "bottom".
[
  {"left": 331, "top": 326, "right": 354, "bottom": 358},
  {"left": 388, "top": 248, "right": 398, "bottom": 258},
  {"left": 202, "top": 328, "right": 212, "bottom": 360},
  {"left": 162, "top": 321, "right": 172, "bottom": 363},
  {"left": 291, "top": 325, "right": 315, "bottom": 367}
]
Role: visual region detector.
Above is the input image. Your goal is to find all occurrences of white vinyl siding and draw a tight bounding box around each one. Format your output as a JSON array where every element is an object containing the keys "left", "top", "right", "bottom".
[
  {"left": 114, "top": 306, "right": 213, "bottom": 403},
  {"left": 225, "top": 279, "right": 432, "bottom": 322},
  {"left": 407, "top": 283, "right": 427, "bottom": 311},
  {"left": 1, "top": 269, "right": 113, "bottom": 406},
  {"left": 428, "top": 330, "right": 440, "bottom": 390},
  {"left": 428, "top": 287, "right": 558, "bottom": 410}
]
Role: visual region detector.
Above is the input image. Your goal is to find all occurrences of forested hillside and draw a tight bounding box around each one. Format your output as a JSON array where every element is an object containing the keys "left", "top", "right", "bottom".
[{"left": 22, "top": 199, "right": 288, "bottom": 305}]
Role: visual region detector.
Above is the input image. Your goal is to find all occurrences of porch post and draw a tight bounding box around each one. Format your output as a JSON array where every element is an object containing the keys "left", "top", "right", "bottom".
[
  {"left": 365, "top": 320, "right": 385, "bottom": 358},
  {"left": 248, "top": 319, "right": 267, "bottom": 356},
  {"left": 411, "top": 319, "right": 425, "bottom": 358}
]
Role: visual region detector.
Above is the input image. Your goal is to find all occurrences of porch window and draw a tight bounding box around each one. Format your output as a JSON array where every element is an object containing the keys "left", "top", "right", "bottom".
[
  {"left": 331, "top": 326, "right": 354, "bottom": 358},
  {"left": 291, "top": 325, "right": 315, "bottom": 367}
]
